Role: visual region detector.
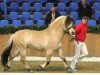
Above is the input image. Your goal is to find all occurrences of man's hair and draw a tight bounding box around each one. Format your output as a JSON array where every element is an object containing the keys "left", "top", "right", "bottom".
[
  {"left": 82, "top": 16, "right": 88, "bottom": 20},
  {"left": 51, "top": 6, "right": 56, "bottom": 10},
  {"left": 81, "top": 0, "right": 86, "bottom": 2}
]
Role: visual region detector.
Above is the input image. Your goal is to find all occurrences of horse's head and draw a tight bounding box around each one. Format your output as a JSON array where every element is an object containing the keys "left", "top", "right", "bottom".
[{"left": 64, "top": 16, "right": 75, "bottom": 41}]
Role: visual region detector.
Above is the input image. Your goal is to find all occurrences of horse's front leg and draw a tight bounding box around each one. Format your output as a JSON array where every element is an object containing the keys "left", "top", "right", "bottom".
[
  {"left": 37, "top": 50, "right": 52, "bottom": 71},
  {"left": 58, "top": 48, "right": 68, "bottom": 69}
]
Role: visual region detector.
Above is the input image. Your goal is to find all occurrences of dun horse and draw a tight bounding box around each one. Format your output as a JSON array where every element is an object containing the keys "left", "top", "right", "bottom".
[{"left": 1, "top": 16, "right": 75, "bottom": 72}]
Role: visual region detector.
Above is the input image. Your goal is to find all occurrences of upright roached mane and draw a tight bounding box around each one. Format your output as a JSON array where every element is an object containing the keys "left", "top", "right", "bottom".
[{"left": 1, "top": 16, "right": 75, "bottom": 72}]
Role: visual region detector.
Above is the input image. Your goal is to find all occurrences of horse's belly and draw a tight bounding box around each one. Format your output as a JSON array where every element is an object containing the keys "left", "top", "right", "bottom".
[{"left": 28, "top": 43, "right": 45, "bottom": 50}]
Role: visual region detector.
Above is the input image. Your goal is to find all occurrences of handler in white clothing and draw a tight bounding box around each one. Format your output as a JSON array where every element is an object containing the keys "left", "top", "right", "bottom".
[{"left": 67, "top": 16, "right": 89, "bottom": 73}]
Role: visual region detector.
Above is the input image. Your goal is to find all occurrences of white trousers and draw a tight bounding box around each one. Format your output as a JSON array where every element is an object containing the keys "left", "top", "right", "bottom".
[{"left": 70, "top": 40, "right": 88, "bottom": 69}]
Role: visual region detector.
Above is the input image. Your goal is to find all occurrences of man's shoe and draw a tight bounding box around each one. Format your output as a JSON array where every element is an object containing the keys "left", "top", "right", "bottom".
[{"left": 66, "top": 67, "right": 77, "bottom": 73}]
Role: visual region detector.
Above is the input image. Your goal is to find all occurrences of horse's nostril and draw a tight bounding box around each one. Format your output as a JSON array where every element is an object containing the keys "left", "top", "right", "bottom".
[{"left": 72, "top": 32, "right": 75, "bottom": 35}]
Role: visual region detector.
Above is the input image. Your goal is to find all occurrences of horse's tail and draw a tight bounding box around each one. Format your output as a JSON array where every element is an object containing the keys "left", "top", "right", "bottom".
[{"left": 1, "top": 35, "right": 13, "bottom": 67}]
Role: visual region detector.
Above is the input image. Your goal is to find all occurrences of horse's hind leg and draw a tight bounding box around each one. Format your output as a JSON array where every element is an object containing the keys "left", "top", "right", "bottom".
[
  {"left": 58, "top": 48, "right": 68, "bottom": 69},
  {"left": 19, "top": 49, "right": 32, "bottom": 72},
  {"left": 4, "top": 47, "right": 19, "bottom": 71},
  {"left": 37, "top": 50, "right": 52, "bottom": 71}
]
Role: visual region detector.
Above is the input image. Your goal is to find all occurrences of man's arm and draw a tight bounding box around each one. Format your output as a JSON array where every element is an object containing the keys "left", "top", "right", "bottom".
[
  {"left": 44, "top": 14, "right": 50, "bottom": 25},
  {"left": 75, "top": 24, "right": 81, "bottom": 34}
]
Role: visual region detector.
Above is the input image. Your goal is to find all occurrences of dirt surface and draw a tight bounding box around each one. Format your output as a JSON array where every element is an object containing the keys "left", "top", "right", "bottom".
[{"left": 0, "top": 61, "right": 100, "bottom": 73}]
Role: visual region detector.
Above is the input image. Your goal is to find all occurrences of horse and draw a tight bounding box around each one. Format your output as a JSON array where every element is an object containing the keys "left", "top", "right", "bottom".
[{"left": 1, "top": 16, "right": 75, "bottom": 72}]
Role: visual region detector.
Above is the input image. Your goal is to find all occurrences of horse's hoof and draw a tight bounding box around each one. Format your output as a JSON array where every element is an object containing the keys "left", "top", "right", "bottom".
[
  {"left": 27, "top": 69, "right": 33, "bottom": 73},
  {"left": 37, "top": 66, "right": 44, "bottom": 71},
  {"left": 4, "top": 65, "right": 10, "bottom": 72}
]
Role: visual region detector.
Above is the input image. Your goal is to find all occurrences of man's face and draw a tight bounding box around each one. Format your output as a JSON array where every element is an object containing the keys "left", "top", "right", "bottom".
[
  {"left": 51, "top": 7, "right": 56, "bottom": 13},
  {"left": 81, "top": 0, "right": 86, "bottom": 6},
  {"left": 82, "top": 19, "right": 88, "bottom": 24}
]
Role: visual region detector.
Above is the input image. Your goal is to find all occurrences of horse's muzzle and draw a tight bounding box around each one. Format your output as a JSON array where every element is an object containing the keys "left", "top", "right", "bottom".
[
  {"left": 70, "top": 36, "right": 75, "bottom": 42},
  {"left": 70, "top": 32, "right": 75, "bottom": 42}
]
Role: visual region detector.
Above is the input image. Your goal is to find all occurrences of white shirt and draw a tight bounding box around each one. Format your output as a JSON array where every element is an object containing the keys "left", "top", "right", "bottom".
[{"left": 51, "top": 13, "right": 55, "bottom": 23}]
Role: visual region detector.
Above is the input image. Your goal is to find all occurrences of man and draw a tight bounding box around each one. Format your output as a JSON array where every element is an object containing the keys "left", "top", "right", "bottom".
[
  {"left": 67, "top": 16, "right": 89, "bottom": 73},
  {"left": 78, "top": 0, "right": 92, "bottom": 19},
  {"left": 44, "top": 6, "right": 61, "bottom": 26},
  {"left": 0, "top": 8, "right": 3, "bottom": 20}
]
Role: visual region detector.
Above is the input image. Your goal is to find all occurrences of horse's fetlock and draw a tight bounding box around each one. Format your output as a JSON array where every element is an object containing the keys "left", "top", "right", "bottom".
[
  {"left": 27, "top": 68, "right": 33, "bottom": 72},
  {"left": 4, "top": 65, "right": 10, "bottom": 71},
  {"left": 37, "top": 65, "right": 44, "bottom": 71}
]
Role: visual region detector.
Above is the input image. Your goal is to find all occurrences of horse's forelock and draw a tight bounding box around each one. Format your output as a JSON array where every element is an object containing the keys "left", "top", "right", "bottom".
[{"left": 65, "top": 16, "right": 73, "bottom": 26}]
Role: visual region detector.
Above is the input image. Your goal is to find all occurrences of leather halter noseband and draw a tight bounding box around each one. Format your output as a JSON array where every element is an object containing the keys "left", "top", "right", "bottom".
[{"left": 66, "top": 26, "right": 74, "bottom": 33}]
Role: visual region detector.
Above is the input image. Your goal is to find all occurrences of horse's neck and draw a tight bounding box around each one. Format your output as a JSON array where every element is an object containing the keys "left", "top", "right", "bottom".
[
  {"left": 48, "top": 19, "right": 64, "bottom": 39},
  {"left": 48, "top": 16, "right": 65, "bottom": 31},
  {"left": 50, "top": 22, "right": 63, "bottom": 31}
]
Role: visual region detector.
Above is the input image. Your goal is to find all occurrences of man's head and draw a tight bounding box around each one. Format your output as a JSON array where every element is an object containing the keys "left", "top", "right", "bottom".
[
  {"left": 81, "top": 0, "right": 86, "bottom": 6},
  {"left": 82, "top": 16, "right": 88, "bottom": 24},
  {"left": 50, "top": 7, "right": 56, "bottom": 14}
]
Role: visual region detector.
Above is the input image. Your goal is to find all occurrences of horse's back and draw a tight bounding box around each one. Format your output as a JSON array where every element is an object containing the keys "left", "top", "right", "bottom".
[
  {"left": 14, "top": 29, "right": 33, "bottom": 38},
  {"left": 12, "top": 29, "right": 49, "bottom": 48},
  {"left": 14, "top": 29, "right": 44, "bottom": 37}
]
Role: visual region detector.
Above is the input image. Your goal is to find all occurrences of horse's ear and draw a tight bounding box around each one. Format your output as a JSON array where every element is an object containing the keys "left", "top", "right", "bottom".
[{"left": 65, "top": 16, "right": 73, "bottom": 25}]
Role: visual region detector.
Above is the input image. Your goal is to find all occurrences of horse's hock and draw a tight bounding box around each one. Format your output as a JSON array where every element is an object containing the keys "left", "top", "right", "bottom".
[{"left": 0, "top": 33, "right": 100, "bottom": 57}]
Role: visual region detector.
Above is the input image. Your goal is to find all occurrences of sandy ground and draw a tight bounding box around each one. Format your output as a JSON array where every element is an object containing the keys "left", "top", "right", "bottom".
[{"left": 0, "top": 61, "right": 100, "bottom": 73}]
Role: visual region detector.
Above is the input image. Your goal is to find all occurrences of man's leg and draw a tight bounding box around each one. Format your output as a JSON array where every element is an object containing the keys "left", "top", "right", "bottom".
[
  {"left": 68, "top": 41, "right": 82, "bottom": 72},
  {"left": 79, "top": 43, "right": 88, "bottom": 60}
]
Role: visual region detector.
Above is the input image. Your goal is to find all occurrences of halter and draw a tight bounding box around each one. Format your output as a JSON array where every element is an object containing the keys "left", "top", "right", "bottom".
[
  {"left": 66, "top": 25, "right": 74, "bottom": 33},
  {"left": 66, "top": 25, "right": 75, "bottom": 42}
]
